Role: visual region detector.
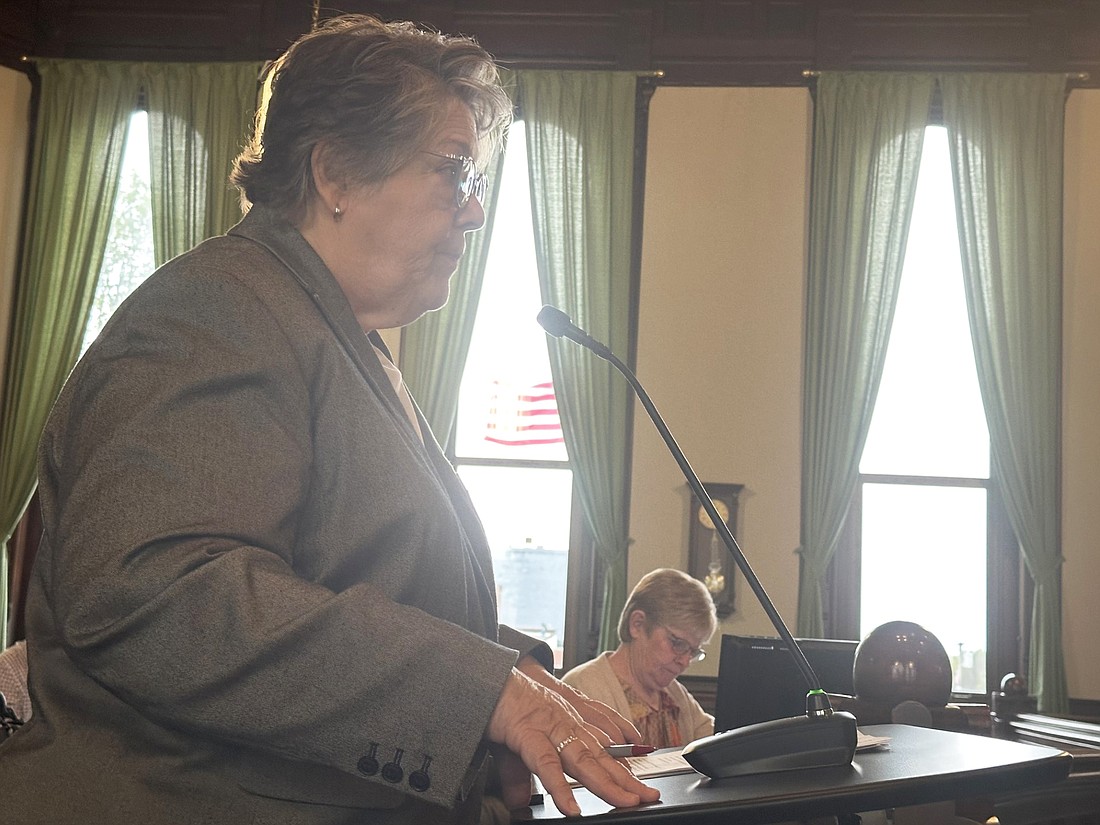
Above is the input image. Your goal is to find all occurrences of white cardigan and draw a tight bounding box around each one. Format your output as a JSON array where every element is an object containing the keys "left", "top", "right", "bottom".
[{"left": 562, "top": 651, "right": 714, "bottom": 745}]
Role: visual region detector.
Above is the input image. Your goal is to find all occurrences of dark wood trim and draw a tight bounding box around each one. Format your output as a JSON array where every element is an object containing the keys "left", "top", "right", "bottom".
[
  {"left": 4, "top": 1, "right": 1100, "bottom": 88},
  {"left": 1071, "top": 698, "right": 1100, "bottom": 720},
  {"left": 623, "top": 73, "right": 656, "bottom": 500},
  {"left": 988, "top": 480, "right": 1027, "bottom": 698},
  {"left": 825, "top": 466, "right": 1021, "bottom": 702},
  {"left": 1009, "top": 714, "right": 1100, "bottom": 751},
  {"left": 5, "top": 491, "right": 40, "bottom": 646},
  {"left": 562, "top": 505, "right": 602, "bottom": 673},
  {"left": 823, "top": 483, "right": 860, "bottom": 640},
  {"left": 985, "top": 687, "right": 1100, "bottom": 824}
]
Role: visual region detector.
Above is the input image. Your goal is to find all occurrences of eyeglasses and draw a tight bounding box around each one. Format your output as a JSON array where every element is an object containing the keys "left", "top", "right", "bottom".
[
  {"left": 423, "top": 151, "right": 487, "bottom": 208},
  {"left": 664, "top": 628, "right": 706, "bottom": 662}
]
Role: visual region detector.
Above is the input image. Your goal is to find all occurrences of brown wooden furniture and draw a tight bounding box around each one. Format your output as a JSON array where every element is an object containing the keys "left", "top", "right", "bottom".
[
  {"left": 4, "top": 1, "right": 1100, "bottom": 87},
  {"left": 956, "top": 678, "right": 1100, "bottom": 825}
]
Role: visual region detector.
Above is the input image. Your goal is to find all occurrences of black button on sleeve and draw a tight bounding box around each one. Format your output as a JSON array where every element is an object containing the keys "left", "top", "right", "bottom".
[
  {"left": 357, "top": 743, "right": 380, "bottom": 776},
  {"left": 409, "top": 755, "right": 432, "bottom": 792},
  {"left": 381, "top": 748, "right": 404, "bottom": 784}
]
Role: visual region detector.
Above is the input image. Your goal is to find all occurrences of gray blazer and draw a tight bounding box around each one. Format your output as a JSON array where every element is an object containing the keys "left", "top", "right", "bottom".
[{"left": 0, "top": 205, "right": 546, "bottom": 823}]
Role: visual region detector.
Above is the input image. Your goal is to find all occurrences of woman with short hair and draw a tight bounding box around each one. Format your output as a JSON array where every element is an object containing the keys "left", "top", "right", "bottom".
[
  {"left": 0, "top": 15, "right": 658, "bottom": 824},
  {"left": 563, "top": 568, "right": 718, "bottom": 748}
]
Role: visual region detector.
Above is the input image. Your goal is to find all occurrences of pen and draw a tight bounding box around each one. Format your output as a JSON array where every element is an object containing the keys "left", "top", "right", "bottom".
[{"left": 605, "top": 744, "right": 657, "bottom": 757}]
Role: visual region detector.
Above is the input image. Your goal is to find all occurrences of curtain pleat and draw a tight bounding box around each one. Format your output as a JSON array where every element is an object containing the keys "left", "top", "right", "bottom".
[
  {"left": 0, "top": 60, "right": 135, "bottom": 643},
  {"left": 400, "top": 126, "right": 507, "bottom": 451},
  {"left": 941, "top": 73, "right": 1068, "bottom": 713},
  {"left": 797, "top": 73, "right": 933, "bottom": 637},
  {"left": 518, "top": 71, "right": 637, "bottom": 651},
  {"left": 0, "top": 60, "right": 260, "bottom": 644},
  {"left": 145, "top": 62, "right": 263, "bottom": 264}
]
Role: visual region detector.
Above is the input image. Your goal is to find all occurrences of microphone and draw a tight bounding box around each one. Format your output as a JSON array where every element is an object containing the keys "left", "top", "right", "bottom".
[
  {"left": 536, "top": 305, "right": 614, "bottom": 360},
  {"left": 537, "top": 305, "right": 857, "bottom": 779}
]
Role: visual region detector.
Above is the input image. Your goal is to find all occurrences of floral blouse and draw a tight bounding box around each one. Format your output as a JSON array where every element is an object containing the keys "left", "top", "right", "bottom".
[{"left": 619, "top": 678, "right": 684, "bottom": 748}]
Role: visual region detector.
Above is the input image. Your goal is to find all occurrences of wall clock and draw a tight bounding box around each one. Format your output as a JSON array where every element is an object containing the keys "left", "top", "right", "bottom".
[{"left": 687, "top": 482, "right": 743, "bottom": 618}]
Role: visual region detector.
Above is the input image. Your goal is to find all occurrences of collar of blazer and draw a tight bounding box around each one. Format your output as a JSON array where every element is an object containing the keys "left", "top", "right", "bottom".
[{"left": 227, "top": 205, "right": 426, "bottom": 452}]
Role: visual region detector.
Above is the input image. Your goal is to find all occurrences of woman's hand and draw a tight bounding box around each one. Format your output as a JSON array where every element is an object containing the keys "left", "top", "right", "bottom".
[
  {"left": 515, "top": 655, "right": 644, "bottom": 745},
  {"left": 487, "top": 668, "right": 661, "bottom": 817}
]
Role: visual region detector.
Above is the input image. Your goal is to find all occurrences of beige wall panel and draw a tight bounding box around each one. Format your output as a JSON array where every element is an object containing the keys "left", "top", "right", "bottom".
[
  {"left": 1062, "top": 89, "right": 1100, "bottom": 701},
  {"left": 0, "top": 67, "right": 32, "bottom": 394},
  {"left": 632, "top": 87, "right": 812, "bottom": 677}
]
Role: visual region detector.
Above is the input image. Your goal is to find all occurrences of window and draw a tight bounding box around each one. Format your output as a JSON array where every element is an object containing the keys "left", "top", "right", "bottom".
[
  {"left": 83, "top": 109, "right": 154, "bottom": 352},
  {"left": 452, "top": 122, "right": 575, "bottom": 669},
  {"left": 830, "top": 125, "right": 1020, "bottom": 697}
]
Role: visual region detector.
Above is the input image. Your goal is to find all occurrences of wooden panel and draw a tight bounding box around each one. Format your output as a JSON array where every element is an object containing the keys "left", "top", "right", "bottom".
[
  {"left": 826, "top": 4, "right": 1048, "bottom": 70},
  {"left": 29, "top": 0, "right": 309, "bottom": 62},
  {"left": 3, "top": 1, "right": 1100, "bottom": 85},
  {"left": 0, "top": 0, "right": 38, "bottom": 68},
  {"left": 981, "top": 706, "right": 1100, "bottom": 825}
]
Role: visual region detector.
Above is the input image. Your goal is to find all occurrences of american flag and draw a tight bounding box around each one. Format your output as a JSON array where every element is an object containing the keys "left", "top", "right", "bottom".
[{"left": 485, "top": 380, "right": 564, "bottom": 446}]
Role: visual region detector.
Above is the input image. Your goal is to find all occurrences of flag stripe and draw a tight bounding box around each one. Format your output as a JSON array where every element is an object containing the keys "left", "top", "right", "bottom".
[{"left": 484, "top": 379, "right": 564, "bottom": 445}]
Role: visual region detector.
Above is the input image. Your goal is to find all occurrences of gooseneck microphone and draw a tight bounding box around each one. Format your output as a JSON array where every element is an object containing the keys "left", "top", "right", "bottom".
[{"left": 537, "top": 305, "right": 856, "bottom": 779}]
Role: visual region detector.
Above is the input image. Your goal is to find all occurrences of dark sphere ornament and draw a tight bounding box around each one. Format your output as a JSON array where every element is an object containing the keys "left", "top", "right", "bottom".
[
  {"left": 853, "top": 620, "right": 953, "bottom": 708},
  {"left": 999, "top": 672, "right": 1028, "bottom": 696}
]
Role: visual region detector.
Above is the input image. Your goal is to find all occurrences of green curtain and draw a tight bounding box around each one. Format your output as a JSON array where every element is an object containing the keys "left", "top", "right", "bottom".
[
  {"left": 0, "top": 60, "right": 263, "bottom": 644},
  {"left": 940, "top": 73, "right": 1068, "bottom": 713},
  {"left": 145, "top": 62, "right": 263, "bottom": 264},
  {"left": 400, "top": 127, "right": 507, "bottom": 451},
  {"left": 518, "top": 71, "right": 637, "bottom": 651},
  {"left": 0, "top": 60, "right": 135, "bottom": 642},
  {"left": 797, "top": 73, "right": 934, "bottom": 636}
]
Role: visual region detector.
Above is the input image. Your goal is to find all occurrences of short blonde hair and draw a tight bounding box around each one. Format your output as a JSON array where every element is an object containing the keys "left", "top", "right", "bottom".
[{"left": 618, "top": 568, "right": 718, "bottom": 644}]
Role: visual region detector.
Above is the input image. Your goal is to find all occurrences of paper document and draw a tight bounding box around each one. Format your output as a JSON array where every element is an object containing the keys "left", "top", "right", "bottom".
[
  {"left": 624, "top": 748, "right": 695, "bottom": 778},
  {"left": 856, "top": 729, "right": 891, "bottom": 751},
  {"left": 549, "top": 748, "right": 694, "bottom": 788}
]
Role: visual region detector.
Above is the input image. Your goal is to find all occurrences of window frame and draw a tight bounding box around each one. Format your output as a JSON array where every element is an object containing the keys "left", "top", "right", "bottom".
[
  {"left": 821, "top": 102, "right": 1029, "bottom": 701},
  {"left": 445, "top": 79, "right": 655, "bottom": 674},
  {"left": 824, "top": 472, "right": 1023, "bottom": 700}
]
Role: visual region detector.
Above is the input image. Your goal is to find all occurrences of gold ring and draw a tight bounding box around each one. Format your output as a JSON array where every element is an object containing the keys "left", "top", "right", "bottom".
[{"left": 554, "top": 735, "right": 579, "bottom": 754}]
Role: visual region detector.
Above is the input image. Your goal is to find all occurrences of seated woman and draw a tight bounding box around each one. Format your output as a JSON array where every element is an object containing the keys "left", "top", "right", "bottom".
[{"left": 563, "top": 568, "right": 717, "bottom": 748}]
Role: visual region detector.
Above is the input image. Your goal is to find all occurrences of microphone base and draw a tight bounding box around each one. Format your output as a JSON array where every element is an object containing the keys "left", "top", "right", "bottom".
[{"left": 682, "top": 711, "right": 858, "bottom": 779}]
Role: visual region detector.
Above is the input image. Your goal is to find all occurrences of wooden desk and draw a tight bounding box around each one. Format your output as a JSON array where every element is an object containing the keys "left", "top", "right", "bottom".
[
  {"left": 515, "top": 725, "right": 1070, "bottom": 824},
  {"left": 980, "top": 706, "right": 1100, "bottom": 825}
]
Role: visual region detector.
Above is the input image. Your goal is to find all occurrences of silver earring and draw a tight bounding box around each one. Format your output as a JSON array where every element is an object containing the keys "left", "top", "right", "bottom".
[{"left": 333, "top": 205, "right": 343, "bottom": 222}]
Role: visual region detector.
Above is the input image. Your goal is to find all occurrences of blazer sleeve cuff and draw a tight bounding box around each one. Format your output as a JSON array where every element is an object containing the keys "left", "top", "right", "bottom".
[{"left": 497, "top": 624, "right": 554, "bottom": 672}]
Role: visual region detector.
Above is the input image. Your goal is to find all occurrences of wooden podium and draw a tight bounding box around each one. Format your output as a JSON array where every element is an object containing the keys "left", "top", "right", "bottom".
[{"left": 515, "top": 724, "right": 1071, "bottom": 824}]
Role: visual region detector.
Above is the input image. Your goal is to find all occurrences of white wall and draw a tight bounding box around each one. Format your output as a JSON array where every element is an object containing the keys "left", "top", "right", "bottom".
[
  {"left": 1061, "top": 89, "right": 1100, "bottom": 701},
  {"left": 0, "top": 66, "right": 32, "bottom": 391},
  {"left": 631, "top": 87, "right": 812, "bottom": 678},
  {"left": 633, "top": 85, "right": 1100, "bottom": 700}
]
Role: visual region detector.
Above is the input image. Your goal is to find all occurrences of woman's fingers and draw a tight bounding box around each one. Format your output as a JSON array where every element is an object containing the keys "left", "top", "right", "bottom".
[
  {"left": 531, "top": 728, "right": 658, "bottom": 816},
  {"left": 514, "top": 657, "right": 644, "bottom": 744},
  {"left": 556, "top": 734, "right": 662, "bottom": 808},
  {"left": 561, "top": 684, "right": 645, "bottom": 745},
  {"left": 487, "top": 669, "right": 660, "bottom": 815}
]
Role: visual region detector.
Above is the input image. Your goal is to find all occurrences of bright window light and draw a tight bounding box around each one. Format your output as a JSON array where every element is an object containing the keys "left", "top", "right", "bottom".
[
  {"left": 83, "top": 110, "right": 154, "bottom": 353},
  {"left": 454, "top": 121, "right": 573, "bottom": 667},
  {"left": 858, "top": 126, "right": 990, "bottom": 694}
]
